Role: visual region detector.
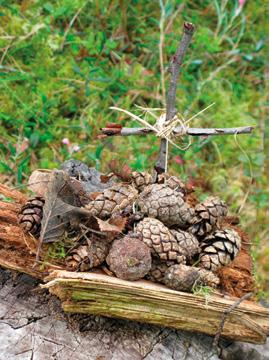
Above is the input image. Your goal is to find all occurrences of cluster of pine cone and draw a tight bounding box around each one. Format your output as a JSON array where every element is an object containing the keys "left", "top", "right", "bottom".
[{"left": 19, "top": 170, "right": 242, "bottom": 293}]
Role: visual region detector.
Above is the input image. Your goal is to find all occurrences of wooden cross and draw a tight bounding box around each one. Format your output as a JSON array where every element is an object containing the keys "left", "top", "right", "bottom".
[{"left": 99, "top": 22, "right": 254, "bottom": 174}]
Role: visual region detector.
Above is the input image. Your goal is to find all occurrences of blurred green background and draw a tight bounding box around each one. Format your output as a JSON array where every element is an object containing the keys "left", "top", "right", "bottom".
[{"left": 0, "top": 0, "right": 268, "bottom": 295}]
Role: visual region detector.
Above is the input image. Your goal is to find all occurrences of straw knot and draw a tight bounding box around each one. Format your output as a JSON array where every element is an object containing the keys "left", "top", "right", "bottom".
[{"left": 155, "top": 113, "right": 188, "bottom": 139}]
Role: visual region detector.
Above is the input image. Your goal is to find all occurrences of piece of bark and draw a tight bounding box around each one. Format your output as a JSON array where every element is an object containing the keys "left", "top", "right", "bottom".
[{"left": 218, "top": 223, "right": 255, "bottom": 298}]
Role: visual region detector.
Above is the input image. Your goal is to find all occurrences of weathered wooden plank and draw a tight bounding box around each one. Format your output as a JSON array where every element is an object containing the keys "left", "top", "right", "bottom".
[{"left": 44, "top": 271, "right": 269, "bottom": 344}]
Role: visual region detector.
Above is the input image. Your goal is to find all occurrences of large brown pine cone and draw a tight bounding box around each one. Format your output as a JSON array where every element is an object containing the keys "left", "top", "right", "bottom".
[
  {"left": 131, "top": 171, "right": 154, "bottom": 192},
  {"left": 18, "top": 197, "right": 45, "bottom": 236},
  {"left": 66, "top": 235, "right": 110, "bottom": 271},
  {"left": 106, "top": 235, "right": 152, "bottom": 281},
  {"left": 199, "top": 228, "right": 241, "bottom": 271},
  {"left": 135, "top": 218, "right": 186, "bottom": 264},
  {"left": 189, "top": 196, "right": 228, "bottom": 237},
  {"left": 137, "top": 184, "right": 194, "bottom": 227},
  {"left": 84, "top": 184, "right": 138, "bottom": 218},
  {"left": 170, "top": 229, "right": 200, "bottom": 261}
]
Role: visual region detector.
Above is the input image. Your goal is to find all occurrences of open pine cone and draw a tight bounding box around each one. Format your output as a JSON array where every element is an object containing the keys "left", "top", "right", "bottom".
[
  {"left": 199, "top": 228, "right": 241, "bottom": 271},
  {"left": 85, "top": 183, "right": 138, "bottom": 218},
  {"left": 66, "top": 235, "right": 110, "bottom": 271},
  {"left": 18, "top": 197, "right": 45, "bottom": 236},
  {"left": 137, "top": 184, "right": 194, "bottom": 227},
  {"left": 189, "top": 196, "right": 228, "bottom": 237},
  {"left": 135, "top": 217, "right": 186, "bottom": 264}
]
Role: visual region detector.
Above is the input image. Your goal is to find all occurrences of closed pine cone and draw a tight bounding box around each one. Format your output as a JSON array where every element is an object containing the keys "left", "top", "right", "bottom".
[
  {"left": 131, "top": 171, "right": 153, "bottom": 192},
  {"left": 164, "top": 264, "right": 200, "bottom": 292},
  {"left": 170, "top": 229, "right": 200, "bottom": 261},
  {"left": 66, "top": 235, "right": 110, "bottom": 271},
  {"left": 18, "top": 197, "right": 45, "bottom": 236},
  {"left": 137, "top": 184, "right": 194, "bottom": 227},
  {"left": 85, "top": 183, "right": 138, "bottom": 218},
  {"left": 199, "top": 228, "right": 241, "bottom": 271},
  {"left": 135, "top": 217, "right": 186, "bottom": 264},
  {"left": 164, "top": 264, "right": 220, "bottom": 292},
  {"left": 189, "top": 196, "right": 228, "bottom": 237}
]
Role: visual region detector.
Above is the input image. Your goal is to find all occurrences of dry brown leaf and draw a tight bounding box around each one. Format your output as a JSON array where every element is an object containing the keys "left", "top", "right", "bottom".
[
  {"left": 100, "top": 173, "right": 114, "bottom": 184},
  {"left": 109, "top": 216, "right": 128, "bottom": 232},
  {"left": 96, "top": 217, "right": 126, "bottom": 233},
  {"left": 96, "top": 216, "right": 127, "bottom": 242},
  {"left": 108, "top": 160, "right": 132, "bottom": 182}
]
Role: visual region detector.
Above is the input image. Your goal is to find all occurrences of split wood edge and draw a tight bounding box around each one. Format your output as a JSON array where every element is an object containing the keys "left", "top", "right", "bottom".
[{"left": 43, "top": 270, "right": 269, "bottom": 344}]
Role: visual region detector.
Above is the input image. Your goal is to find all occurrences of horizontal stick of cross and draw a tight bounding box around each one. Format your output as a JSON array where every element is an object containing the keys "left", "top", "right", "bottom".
[
  {"left": 99, "top": 22, "right": 254, "bottom": 174},
  {"left": 99, "top": 124, "right": 254, "bottom": 137}
]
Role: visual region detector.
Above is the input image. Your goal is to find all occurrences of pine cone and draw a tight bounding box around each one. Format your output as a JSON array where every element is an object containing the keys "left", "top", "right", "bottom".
[
  {"left": 137, "top": 184, "right": 194, "bottom": 227},
  {"left": 199, "top": 228, "right": 241, "bottom": 271},
  {"left": 106, "top": 235, "right": 152, "bottom": 281},
  {"left": 131, "top": 171, "right": 153, "bottom": 192},
  {"left": 164, "top": 264, "right": 220, "bottom": 292},
  {"left": 18, "top": 197, "right": 45, "bottom": 236},
  {"left": 135, "top": 218, "right": 186, "bottom": 264},
  {"left": 146, "top": 259, "right": 174, "bottom": 284},
  {"left": 189, "top": 196, "right": 228, "bottom": 237},
  {"left": 157, "top": 173, "right": 186, "bottom": 194},
  {"left": 170, "top": 229, "right": 200, "bottom": 261},
  {"left": 66, "top": 236, "right": 110, "bottom": 271},
  {"left": 85, "top": 184, "right": 138, "bottom": 219},
  {"left": 164, "top": 264, "right": 200, "bottom": 292}
]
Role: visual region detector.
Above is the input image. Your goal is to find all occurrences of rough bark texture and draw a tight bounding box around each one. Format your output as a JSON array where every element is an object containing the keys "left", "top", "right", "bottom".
[{"left": 1, "top": 268, "right": 269, "bottom": 360}]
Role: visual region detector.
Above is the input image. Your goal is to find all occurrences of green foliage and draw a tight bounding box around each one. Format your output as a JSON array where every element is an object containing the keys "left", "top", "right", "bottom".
[{"left": 0, "top": 1, "right": 268, "bottom": 294}]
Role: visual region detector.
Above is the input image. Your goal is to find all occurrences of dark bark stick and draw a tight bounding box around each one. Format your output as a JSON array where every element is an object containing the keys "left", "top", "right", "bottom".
[
  {"left": 99, "top": 126, "right": 254, "bottom": 138},
  {"left": 155, "top": 22, "right": 195, "bottom": 173},
  {"left": 211, "top": 292, "right": 253, "bottom": 353}
]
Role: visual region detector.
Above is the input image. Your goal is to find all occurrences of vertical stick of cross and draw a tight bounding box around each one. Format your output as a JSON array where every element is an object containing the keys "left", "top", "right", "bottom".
[{"left": 99, "top": 22, "right": 254, "bottom": 174}]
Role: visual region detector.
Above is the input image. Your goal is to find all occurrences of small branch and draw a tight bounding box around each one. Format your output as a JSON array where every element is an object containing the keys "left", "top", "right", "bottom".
[
  {"left": 155, "top": 22, "right": 195, "bottom": 173},
  {"left": 212, "top": 292, "right": 253, "bottom": 351},
  {"left": 99, "top": 125, "right": 254, "bottom": 138}
]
